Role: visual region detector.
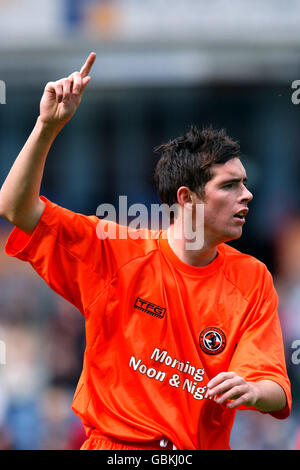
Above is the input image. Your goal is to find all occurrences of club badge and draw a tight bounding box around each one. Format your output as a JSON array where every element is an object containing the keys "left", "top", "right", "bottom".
[{"left": 199, "top": 327, "right": 226, "bottom": 355}]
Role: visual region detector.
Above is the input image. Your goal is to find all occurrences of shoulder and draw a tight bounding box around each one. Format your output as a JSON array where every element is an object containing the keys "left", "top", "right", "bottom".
[
  {"left": 221, "top": 243, "right": 266, "bottom": 269},
  {"left": 220, "top": 243, "right": 274, "bottom": 298},
  {"left": 37, "top": 198, "right": 162, "bottom": 271},
  {"left": 42, "top": 197, "right": 160, "bottom": 248},
  {"left": 95, "top": 218, "right": 161, "bottom": 265}
]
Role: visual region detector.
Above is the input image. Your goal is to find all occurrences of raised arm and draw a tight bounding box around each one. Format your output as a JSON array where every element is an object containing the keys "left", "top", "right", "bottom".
[{"left": 0, "top": 52, "right": 96, "bottom": 234}]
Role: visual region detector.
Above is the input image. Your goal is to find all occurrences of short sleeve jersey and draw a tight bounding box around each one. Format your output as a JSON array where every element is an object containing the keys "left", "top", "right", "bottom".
[{"left": 5, "top": 197, "right": 292, "bottom": 450}]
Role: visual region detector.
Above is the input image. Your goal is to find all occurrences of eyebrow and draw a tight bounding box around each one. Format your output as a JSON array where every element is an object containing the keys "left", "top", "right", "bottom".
[{"left": 220, "top": 177, "right": 248, "bottom": 185}]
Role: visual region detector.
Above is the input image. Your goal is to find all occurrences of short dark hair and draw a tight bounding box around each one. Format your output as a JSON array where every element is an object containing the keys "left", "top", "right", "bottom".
[{"left": 154, "top": 125, "right": 240, "bottom": 206}]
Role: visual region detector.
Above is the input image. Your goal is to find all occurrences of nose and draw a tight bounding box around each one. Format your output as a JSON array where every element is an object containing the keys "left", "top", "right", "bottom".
[{"left": 240, "top": 185, "right": 253, "bottom": 203}]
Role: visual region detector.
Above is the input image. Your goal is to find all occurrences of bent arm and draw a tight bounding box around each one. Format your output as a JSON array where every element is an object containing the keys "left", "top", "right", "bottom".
[
  {"left": 0, "top": 52, "right": 96, "bottom": 234},
  {"left": 207, "top": 371, "right": 287, "bottom": 412},
  {"left": 250, "top": 379, "right": 287, "bottom": 412}
]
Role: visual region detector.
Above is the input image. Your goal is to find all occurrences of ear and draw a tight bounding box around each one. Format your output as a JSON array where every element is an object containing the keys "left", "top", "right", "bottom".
[{"left": 176, "top": 186, "right": 193, "bottom": 209}]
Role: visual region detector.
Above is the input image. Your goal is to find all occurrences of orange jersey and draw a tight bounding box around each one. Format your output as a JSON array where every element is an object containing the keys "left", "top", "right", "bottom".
[{"left": 5, "top": 197, "right": 292, "bottom": 450}]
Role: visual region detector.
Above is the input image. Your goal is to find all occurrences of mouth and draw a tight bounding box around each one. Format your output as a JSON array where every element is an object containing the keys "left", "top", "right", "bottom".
[{"left": 233, "top": 208, "right": 248, "bottom": 224}]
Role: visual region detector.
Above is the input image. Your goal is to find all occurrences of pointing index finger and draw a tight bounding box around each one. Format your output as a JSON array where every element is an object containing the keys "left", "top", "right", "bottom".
[{"left": 80, "top": 52, "right": 96, "bottom": 78}]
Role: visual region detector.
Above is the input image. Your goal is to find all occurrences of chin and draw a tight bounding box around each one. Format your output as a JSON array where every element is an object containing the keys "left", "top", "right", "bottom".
[
  {"left": 206, "top": 227, "right": 243, "bottom": 246},
  {"left": 220, "top": 229, "right": 243, "bottom": 244}
]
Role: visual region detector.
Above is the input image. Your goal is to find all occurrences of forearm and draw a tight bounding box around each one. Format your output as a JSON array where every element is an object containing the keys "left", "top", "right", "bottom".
[
  {"left": 0, "top": 53, "right": 95, "bottom": 234},
  {"left": 207, "top": 372, "right": 287, "bottom": 413},
  {"left": 0, "top": 117, "right": 59, "bottom": 233},
  {"left": 252, "top": 380, "right": 287, "bottom": 412}
]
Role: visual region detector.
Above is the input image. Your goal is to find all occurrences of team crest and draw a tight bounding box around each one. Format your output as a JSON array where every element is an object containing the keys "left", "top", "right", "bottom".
[{"left": 199, "top": 327, "right": 226, "bottom": 355}]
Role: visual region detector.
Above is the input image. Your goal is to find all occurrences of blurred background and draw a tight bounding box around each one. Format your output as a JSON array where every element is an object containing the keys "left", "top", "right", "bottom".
[{"left": 0, "top": 0, "right": 300, "bottom": 450}]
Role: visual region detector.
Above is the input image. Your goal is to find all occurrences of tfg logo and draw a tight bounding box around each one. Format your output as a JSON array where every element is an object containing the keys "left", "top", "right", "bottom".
[{"left": 134, "top": 297, "right": 166, "bottom": 319}]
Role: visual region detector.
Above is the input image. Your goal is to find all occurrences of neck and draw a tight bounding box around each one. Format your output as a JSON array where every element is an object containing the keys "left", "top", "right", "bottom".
[{"left": 167, "top": 225, "right": 218, "bottom": 268}]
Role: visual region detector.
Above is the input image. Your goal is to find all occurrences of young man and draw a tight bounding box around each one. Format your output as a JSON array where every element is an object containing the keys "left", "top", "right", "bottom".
[{"left": 0, "top": 53, "right": 291, "bottom": 450}]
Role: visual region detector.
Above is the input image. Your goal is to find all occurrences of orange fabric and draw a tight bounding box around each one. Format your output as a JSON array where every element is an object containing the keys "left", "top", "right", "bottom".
[
  {"left": 80, "top": 431, "right": 174, "bottom": 450},
  {"left": 5, "top": 197, "right": 292, "bottom": 450}
]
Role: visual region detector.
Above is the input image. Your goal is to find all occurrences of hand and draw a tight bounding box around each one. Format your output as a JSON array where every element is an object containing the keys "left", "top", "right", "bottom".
[
  {"left": 206, "top": 371, "right": 259, "bottom": 409},
  {"left": 39, "top": 52, "right": 96, "bottom": 129}
]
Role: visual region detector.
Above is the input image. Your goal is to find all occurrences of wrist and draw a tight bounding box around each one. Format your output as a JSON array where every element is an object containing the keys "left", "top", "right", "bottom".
[
  {"left": 249, "top": 381, "right": 261, "bottom": 408},
  {"left": 250, "top": 380, "right": 287, "bottom": 412},
  {"left": 36, "top": 116, "right": 63, "bottom": 138}
]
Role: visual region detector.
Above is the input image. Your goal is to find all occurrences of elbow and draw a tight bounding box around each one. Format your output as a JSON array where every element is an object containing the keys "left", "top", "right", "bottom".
[
  {"left": 0, "top": 197, "right": 7, "bottom": 220},
  {"left": 0, "top": 197, "right": 20, "bottom": 226},
  {"left": 0, "top": 191, "right": 11, "bottom": 221},
  {"left": 0, "top": 196, "right": 44, "bottom": 232}
]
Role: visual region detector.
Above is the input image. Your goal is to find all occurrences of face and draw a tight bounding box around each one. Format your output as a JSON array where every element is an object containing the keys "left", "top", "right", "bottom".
[{"left": 196, "top": 158, "right": 253, "bottom": 246}]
